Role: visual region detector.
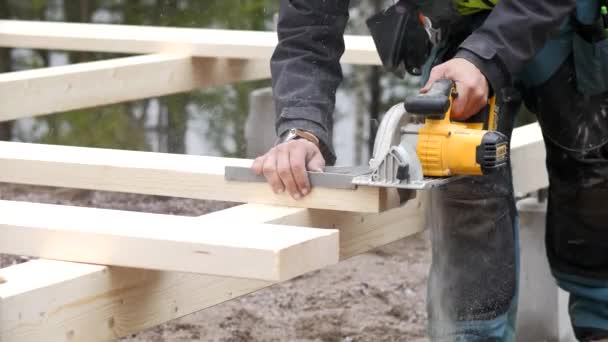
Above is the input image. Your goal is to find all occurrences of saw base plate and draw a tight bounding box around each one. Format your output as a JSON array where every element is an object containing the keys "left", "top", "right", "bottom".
[
  {"left": 352, "top": 175, "right": 464, "bottom": 190},
  {"left": 225, "top": 165, "right": 462, "bottom": 191}
]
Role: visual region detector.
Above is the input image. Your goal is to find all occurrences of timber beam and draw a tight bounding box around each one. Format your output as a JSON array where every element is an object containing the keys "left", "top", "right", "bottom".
[
  {"left": 0, "top": 123, "right": 547, "bottom": 212},
  {"left": 0, "top": 200, "right": 338, "bottom": 281},
  {"left": 0, "top": 20, "right": 381, "bottom": 66},
  {"left": 0, "top": 54, "right": 270, "bottom": 121},
  {"left": 0, "top": 197, "right": 424, "bottom": 341},
  {"left": 0, "top": 141, "right": 397, "bottom": 212}
]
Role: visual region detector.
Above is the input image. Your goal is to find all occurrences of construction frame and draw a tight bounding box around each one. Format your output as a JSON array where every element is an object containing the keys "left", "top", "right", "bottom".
[{"left": 0, "top": 20, "right": 548, "bottom": 341}]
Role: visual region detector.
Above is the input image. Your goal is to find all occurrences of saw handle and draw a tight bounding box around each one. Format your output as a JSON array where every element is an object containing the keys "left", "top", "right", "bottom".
[
  {"left": 404, "top": 79, "right": 498, "bottom": 131},
  {"left": 403, "top": 79, "right": 453, "bottom": 119}
]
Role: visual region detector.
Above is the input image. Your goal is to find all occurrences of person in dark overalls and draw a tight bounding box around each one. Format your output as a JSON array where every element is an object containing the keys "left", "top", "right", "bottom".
[{"left": 252, "top": 0, "right": 608, "bottom": 340}]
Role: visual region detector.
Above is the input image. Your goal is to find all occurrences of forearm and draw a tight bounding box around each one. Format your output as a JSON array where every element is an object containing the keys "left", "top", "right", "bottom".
[{"left": 271, "top": 0, "right": 350, "bottom": 165}]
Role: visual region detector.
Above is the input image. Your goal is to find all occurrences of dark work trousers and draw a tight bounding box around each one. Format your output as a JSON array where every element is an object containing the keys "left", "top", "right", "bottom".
[
  {"left": 426, "top": 85, "right": 521, "bottom": 341},
  {"left": 524, "top": 55, "right": 608, "bottom": 342},
  {"left": 428, "top": 54, "right": 608, "bottom": 341}
]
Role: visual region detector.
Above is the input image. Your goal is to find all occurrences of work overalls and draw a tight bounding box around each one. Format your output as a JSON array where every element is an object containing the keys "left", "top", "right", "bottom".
[{"left": 421, "top": 1, "right": 608, "bottom": 340}]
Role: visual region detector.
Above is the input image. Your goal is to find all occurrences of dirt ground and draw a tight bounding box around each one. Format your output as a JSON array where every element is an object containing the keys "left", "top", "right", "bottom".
[{"left": 0, "top": 184, "right": 431, "bottom": 342}]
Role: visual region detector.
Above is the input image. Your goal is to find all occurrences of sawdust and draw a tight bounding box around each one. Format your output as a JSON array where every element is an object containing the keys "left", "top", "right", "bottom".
[{"left": 0, "top": 183, "right": 431, "bottom": 341}]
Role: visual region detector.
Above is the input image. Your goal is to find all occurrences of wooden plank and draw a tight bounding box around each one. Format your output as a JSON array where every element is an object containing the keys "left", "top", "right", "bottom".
[
  {"left": 510, "top": 122, "right": 548, "bottom": 195},
  {"left": 0, "top": 125, "right": 547, "bottom": 212},
  {"left": 0, "top": 20, "right": 381, "bottom": 66},
  {"left": 204, "top": 197, "right": 424, "bottom": 260},
  {"left": 0, "top": 141, "right": 396, "bottom": 212},
  {"left": 0, "top": 200, "right": 338, "bottom": 281},
  {"left": 0, "top": 54, "right": 270, "bottom": 121},
  {"left": 0, "top": 123, "right": 544, "bottom": 212},
  {"left": 0, "top": 197, "right": 424, "bottom": 342},
  {"left": 0, "top": 122, "right": 545, "bottom": 212}
]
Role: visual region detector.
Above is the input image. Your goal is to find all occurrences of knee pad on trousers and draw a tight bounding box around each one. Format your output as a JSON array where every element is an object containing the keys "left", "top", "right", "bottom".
[
  {"left": 522, "top": 54, "right": 608, "bottom": 280},
  {"left": 427, "top": 168, "right": 517, "bottom": 322},
  {"left": 545, "top": 141, "right": 608, "bottom": 279}
]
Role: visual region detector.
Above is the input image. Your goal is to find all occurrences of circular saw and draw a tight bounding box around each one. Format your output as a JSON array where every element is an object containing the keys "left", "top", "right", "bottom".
[
  {"left": 353, "top": 79, "right": 509, "bottom": 190},
  {"left": 225, "top": 80, "right": 509, "bottom": 191}
]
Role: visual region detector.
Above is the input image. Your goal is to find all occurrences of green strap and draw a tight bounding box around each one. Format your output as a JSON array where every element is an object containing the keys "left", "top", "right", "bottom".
[{"left": 454, "top": 0, "right": 498, "bottom": 14}]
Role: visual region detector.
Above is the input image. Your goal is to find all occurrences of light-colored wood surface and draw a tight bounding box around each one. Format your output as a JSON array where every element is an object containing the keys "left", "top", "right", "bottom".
[
  {"left": 510, "top": 122, "right": 548, "bottom": 195},
  {"left": 204, "top": 197, "right": 425, "bottom": 260},
  {"left": 0, "top": 124, "right": 547, "bottom": 341},
  {"left": 0, "top": 54, "right": 270, "bottom": 121},
  {"left": 0, "top": 197, "right": 424, "bottom": 342},
  {"left": 0, "top": 18, "right": 551, "bottom": 342},
  {"left": 0, "top": 141, "right": 395, "bottom": 212},
  {"left": 0, "top": 122, "right": 545, "bottom": 212},
  {"left": 0, "top": 20, "right": 381, "bottom": 66},
  {"left": 0, "top": 200, "right": 338, "bottom": 281}
]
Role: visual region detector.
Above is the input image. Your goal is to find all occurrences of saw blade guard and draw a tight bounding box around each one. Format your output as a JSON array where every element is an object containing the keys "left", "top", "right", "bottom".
[{"left": 367, "top": 103, "right": 423, "bottom": 186}]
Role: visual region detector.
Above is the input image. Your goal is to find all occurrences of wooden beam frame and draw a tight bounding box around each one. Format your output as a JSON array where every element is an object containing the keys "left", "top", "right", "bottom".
[
  {"left": 0, "top": 20, "right": 551, "bottom": 342},
  {"left": 0, "top": 54, "right": 270, "bottom": 121},
  {"left": 0, "top": 197, "right": 424, "bottom": 341},
  {"left": 0, "top": 141, "right": 396, "bottom": 213},
  {"left": 0, "top": 200, "right": 338, "bottom": 281},
  {"left": 0, "top": 20, "right": 381, "bottom": 66},
  {"left": 0, "top": 125, "right": 551, "bottom": 341}
]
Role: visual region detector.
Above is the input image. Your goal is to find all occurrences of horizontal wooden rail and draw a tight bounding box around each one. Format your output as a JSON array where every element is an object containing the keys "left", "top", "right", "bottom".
[
  {"left": 0, "top": 54, "right": 270, "bottom": 122},
  {"left": 0, "top": 141, "right": 396, "bottom": 212},
  {"left": 0, "top": 200, "right": 338, "bottom": 281},
  {"left": 0, "top": 198, "right": 424, "bottom": 341},
  {"left": 0, "top": 123, "right": 546, "bottom": 213},
  {"left": 0, "top": 20, "right": 381, "bottom": 65}
]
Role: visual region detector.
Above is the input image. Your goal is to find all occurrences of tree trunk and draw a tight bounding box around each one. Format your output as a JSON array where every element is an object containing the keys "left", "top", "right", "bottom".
[
  {"left": 366, "top": 0, "right": 383, "bottom": 157},
  {"left": 157, "top": 102, "right": 169, "bottom": 153},
  {"left": 155, "top": 0, "right": 188, "bottom": 154},
  {"left": 166, "top": 96, "right": 187, "bottom": 154},
  {"left": 66, "top": 0, "right": 93, "bottom": 63}
]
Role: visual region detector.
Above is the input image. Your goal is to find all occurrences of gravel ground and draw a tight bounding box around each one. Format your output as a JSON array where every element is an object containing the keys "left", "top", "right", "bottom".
[{"left": 0, "top": 183, "right": 431, "bottom": 342}]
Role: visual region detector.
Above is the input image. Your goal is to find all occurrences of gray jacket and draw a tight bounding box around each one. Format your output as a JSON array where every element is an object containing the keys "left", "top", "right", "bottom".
[{"left": 271, "top": 0, "right": 576, "bottom": 164}]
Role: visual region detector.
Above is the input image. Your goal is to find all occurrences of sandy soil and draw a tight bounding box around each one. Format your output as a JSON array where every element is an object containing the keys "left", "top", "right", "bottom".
[{"left": 0, "top": 184, "right": 431, "bottom": 342}]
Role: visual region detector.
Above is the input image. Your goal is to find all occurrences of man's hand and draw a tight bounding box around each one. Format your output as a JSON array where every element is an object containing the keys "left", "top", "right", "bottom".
[
  {"left": 421, "top": 58, "right": 489, "bottom": 120},
  {"left": 252, "top": 139, "right": 325, "bottom": 200}
]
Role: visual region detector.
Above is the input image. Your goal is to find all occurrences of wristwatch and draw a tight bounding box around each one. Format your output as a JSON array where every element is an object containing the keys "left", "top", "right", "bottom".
[{"left": 276, "top": 128, "right": 320, "bottom": 148}]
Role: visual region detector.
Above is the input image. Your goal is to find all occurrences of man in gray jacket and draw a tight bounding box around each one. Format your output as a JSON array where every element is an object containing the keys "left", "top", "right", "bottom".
[{"left": 252, "top": 0, "right": 608, "bottom": 340}]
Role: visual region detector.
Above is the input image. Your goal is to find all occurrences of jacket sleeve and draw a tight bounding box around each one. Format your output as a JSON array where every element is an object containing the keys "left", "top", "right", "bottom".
[
  {"left": 270, "top": 0, "right": 350, "bottom": 165},
  {"left": 454, "top": 0, "right": 576, "bottom": 92}
]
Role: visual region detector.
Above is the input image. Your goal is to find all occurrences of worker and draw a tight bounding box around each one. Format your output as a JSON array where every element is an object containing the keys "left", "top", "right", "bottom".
[{"left": 252, "top": 0, "right": 608, "bottom": 341}]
